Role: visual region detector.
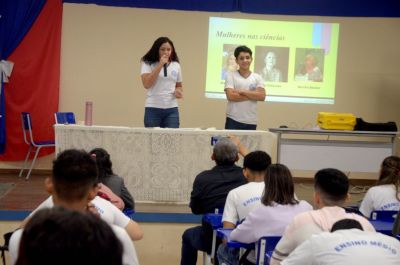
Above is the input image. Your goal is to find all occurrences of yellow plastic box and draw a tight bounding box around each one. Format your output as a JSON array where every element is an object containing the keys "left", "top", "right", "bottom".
[{"left": 317, "top": 112, "right": 356, "bottom": 130}]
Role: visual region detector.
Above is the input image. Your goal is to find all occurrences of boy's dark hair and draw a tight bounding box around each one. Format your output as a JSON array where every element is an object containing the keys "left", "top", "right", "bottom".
[
  {"left": 262, "top": 164, "right": 298, "bottom": 206},
  {"left": 314, "top": 168, "right": 349, "bottom": 205},
  {"left": 243, "top": 151, "right": 271, "bottom": 172},
  {"left": 52, "top": 149, "right": 98, "bottom": 202},
  {"left": 16, "top": 207, "right": 123, "bottom": 265},
  {"left": 141, "top": 36, "right": 179, "bottom": 64},
  {"left": 89, "top": 148, "right": 114, "bottom": 181},
  {"left": 331, "top": 219, "right": 363, "bottom": 232},
  {"left": 234, "top": 45, "right": 252, "bottom": 58}
]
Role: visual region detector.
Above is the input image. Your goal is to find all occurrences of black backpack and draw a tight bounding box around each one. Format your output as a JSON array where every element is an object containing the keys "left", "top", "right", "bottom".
[{"left": 354, "top": 118, "right": 398, "bottom": 132}]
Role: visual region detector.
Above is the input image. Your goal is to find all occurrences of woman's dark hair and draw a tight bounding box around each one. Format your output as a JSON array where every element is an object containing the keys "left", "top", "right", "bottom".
[
  {"left": 261, "top": 164, "right": 298, "bottom": 206},
  {"left": 89, "top": 148, "right": 113, "bottom": 181},
  {"left": 377, "top": 156, "right": 400, "bottom": 201},
  {"left": 16, "top": 207, "right": 123, "bottom": 265},
  {"left": 141, "top": 37, "right": 179, "bottom": 64}
]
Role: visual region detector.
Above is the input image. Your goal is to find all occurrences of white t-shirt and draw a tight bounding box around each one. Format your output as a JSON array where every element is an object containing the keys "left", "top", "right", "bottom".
[
  {"left": 222, "top": 182, "right": 265, "bottom": 225},
  {"left": 359, "top": 184, "right": 400, "bottom": 218},
  {"left": 282, "top": 229, "right": 400, "bottom": 265},
  {"left": 30, "top": 196, "right": 131, "bottom": 229},
  {"left": 225, "top": 71, "right": 264, "bottom": 125},
  {"left": 141, "top": 61, "right": 182, "bottom": 109},
  {"left": 270, "top": 206, "right": 376, "bottom": 265},
  {"left": 9, "top": 225, "right": 139, "bottom": 265},
  {"left": 230, "top": 201, "right": 313, "bottom": 243}
]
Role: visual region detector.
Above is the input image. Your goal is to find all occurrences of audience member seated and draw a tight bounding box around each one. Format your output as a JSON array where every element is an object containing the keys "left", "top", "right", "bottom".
[
  {"left": 181, "top": 138, "right": 248, "bottom": 265},
  {"left": 270, "top": 168, "right": 375, "bottom": 265},
  {"left": 15, "top": 207, "right": 124, "bottom": 265},
  {"left": 282, "top": 218, "right": 400, "bottom": 265},
  {"left": 10, "top": 149, "right": 140, "bottom": 265},
  {"left": 219, "top": 164, "right": 313, "bottom": 265},
  {"left": 97, "top": 182, "right": 125, "bottom": 210},
  {"left": 89, "top": 148, "right": 135, "bottom": 211},
  {"left": 19, "top": 149, "right": 142, "bottom": 241},
  {"left": 217, "top": 151, "right": 272, "bottom": 265},
  {"left": 359, "top": 155, "right": 400, "bottom": 218}
]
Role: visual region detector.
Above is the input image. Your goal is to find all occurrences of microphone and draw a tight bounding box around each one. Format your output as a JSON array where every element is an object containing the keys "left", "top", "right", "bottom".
[{"left": 163, "top": 64, "right": 167, "bottom": 77}]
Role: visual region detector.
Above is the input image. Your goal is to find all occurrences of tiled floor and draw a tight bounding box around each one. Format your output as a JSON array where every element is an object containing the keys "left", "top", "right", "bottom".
[{"left": 0, "top": 173, "right": 371, "bottom": 212}]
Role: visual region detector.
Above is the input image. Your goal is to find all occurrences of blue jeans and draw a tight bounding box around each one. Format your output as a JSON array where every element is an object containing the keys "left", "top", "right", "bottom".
[
  {"left": 217, "top": 244, "right": 239, "bottom": 265},
  {"left": 225, "top": 117, "right": 257, "bottom": 130},
  {"left": 181, "top": 226, "right": 211, "bottom": 265},
  {"left": 144, "top": 107, "right": 179, "bottom": 128}
]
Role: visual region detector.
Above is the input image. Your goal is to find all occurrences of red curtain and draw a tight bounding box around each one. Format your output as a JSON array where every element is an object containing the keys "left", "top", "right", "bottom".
[{"left": 0, "top": 0, "right": 62, "bottom": 161}]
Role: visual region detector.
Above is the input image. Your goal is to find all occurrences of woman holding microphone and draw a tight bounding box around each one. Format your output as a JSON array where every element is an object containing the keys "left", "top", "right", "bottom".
[{"left": 140, "top": 37, "right": 183, "bottom": 128}]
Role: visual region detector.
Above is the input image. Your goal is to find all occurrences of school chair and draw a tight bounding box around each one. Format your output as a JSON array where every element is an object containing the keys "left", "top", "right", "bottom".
[
  {"left": 54, "top": 112, "right": 76, "bottom": 124},
  {"left": 19, "top": 112, "right": 55, "bottom": 180},
  {"left": 202, "top": 209, "right": 223, "bottom": 265},
  {"left": 255, "top": 236, "right": 281, "bottom": 265}
]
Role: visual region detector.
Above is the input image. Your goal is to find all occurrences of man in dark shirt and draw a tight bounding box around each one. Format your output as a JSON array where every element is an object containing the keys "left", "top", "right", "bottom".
[{"left": 181, "top": 137, "right": 247, "bottom": 265}]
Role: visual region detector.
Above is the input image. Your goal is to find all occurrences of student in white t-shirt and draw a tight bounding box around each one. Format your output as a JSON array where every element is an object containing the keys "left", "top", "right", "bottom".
[
  {"left": 360, "top": 155, "right": 400, "bottom": 218},
  {"left": 224, "top": 45, "right": 265, "bottom": 130},
  {"left": 221, "top": 164, "right": 313, "bottom": 264},
  {"left": 9, "top": 150, "right": 141, "bottom": 265},
  {"left": 140, "top": 37, "right": 183, "bottom": 128},
  {"left": 217, "top": 151, "right": 271, "bottom": 264},
  {"left": 13, "top": 207, "right": 126, "bottom": 265},
  {"left": 282, "top": 218, "right": 400, "bottom": 265},
  {"left": 270, "top": 168, "right": 375, "bottom": 265}
]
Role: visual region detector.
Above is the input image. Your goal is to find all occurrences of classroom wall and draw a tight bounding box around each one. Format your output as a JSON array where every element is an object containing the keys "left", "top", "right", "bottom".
[{"left": 1, "top": 4, "right": 399, "bottom": 170}]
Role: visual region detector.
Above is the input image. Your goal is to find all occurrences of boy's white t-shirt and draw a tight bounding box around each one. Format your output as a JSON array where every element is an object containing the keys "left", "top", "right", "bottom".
[
  {"left": 141, "top": 61, "right": 182, "bottom": 109},
  {"left": 30, "top": 196, "right": 130, "bottom": 228},
  {"left": 282, "top": 229, "right": 400, "bottom": 265},
  {"left": 359, "top": 184, "right": 400, "bottom": 218},
  {"left": 222, "top": 182, "right": 265, "bottom": 225},
  {"left": 224, "top": 71, "right": 264, "bottom": 125},
  {"left": 9, "top": 225, "right": 139, "bottom": 265}
]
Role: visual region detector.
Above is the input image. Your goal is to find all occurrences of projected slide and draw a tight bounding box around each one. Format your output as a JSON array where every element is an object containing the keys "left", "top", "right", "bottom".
[{"left": 205, "top": 17, "right": 340, "bottom": 104}]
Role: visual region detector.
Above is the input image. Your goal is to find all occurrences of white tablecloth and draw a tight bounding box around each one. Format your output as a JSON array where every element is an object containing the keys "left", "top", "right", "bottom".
[{"left": 55, "top": 125, "right": 276, "bottom": 203}]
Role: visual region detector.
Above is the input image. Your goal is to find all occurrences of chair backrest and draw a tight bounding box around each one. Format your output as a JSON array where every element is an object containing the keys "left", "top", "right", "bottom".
[
  {"left": 370, "top": 210, "right": 398, "bottom": 222},
  {"left": 21, "top": 112, "right": 34, "bottom": 145},
  {"left": 54, "top": 112, "right": 76, "bottom": 124},
  {"left": 392, "top": 210, "right": 400, "bottom": 236},
  {"left": 256, "top": 236, "right": 281, "bottom": 265}
]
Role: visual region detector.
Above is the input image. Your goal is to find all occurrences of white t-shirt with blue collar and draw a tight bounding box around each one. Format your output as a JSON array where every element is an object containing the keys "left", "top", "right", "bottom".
[
  {"left": 141, "top": 61, "right": 182, "bottom": 109},
  {"left": 224, "top": 71, "right": 264, "bottom": 125}
]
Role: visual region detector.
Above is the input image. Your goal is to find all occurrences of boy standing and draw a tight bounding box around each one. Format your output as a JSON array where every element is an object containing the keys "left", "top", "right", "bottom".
[{"left": 224, "top": 45, "right": 266, "bottom": 130}]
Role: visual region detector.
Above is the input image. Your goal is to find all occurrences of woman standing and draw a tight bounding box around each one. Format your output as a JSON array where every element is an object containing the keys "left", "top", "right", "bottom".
[{"left": 140, "top": 37, "right": 183, "bottom": 128}]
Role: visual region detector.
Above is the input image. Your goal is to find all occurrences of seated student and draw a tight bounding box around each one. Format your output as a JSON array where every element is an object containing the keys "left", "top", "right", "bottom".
[
  {"left": 89, "top": 148, "right": 135, "bottom": 211},
  {"left": 359, "top": 155, "right": 400, "bottom": 218},
  {"left": 217, "top": 151, "right": 272, "bottom": 265},
  {"left": 19, "top": 150, "right": 142, "bottom": 242},
  {"left": 9, "top": 149, "right": 140, "bottom": 265},
  {"left": 15, "top": 207, "right": 124, "bottom": 265},
  {"left": 270, "top": 168, "right": 375, "bottom": 265},
  {"left": 282, "top": 218, "right": 400, "bottom": 265},
  {"left": 181, "top": 137, "right": 248, "bottom": 265},
  {"left": 219, "top": 164, "right": 313, "bottom": 265}
]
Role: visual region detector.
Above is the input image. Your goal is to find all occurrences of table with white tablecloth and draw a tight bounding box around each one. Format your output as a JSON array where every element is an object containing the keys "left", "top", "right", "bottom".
[{"left": 54, "top": 125, "right": 276, "bottom": 203}]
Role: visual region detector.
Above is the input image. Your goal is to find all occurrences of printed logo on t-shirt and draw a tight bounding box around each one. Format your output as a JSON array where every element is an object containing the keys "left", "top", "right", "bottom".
[
  {"left": 249, "top": 84, "right": 256, "bottom": 91},
  {"left": 171, "top": 70, "right": 178, "bottom": 78},
  {"left": 242, "top": 196, "right": 261, "bottom": 207},
  {"left": 378, "top": 201, "right": 400, "bottom": 210}
]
